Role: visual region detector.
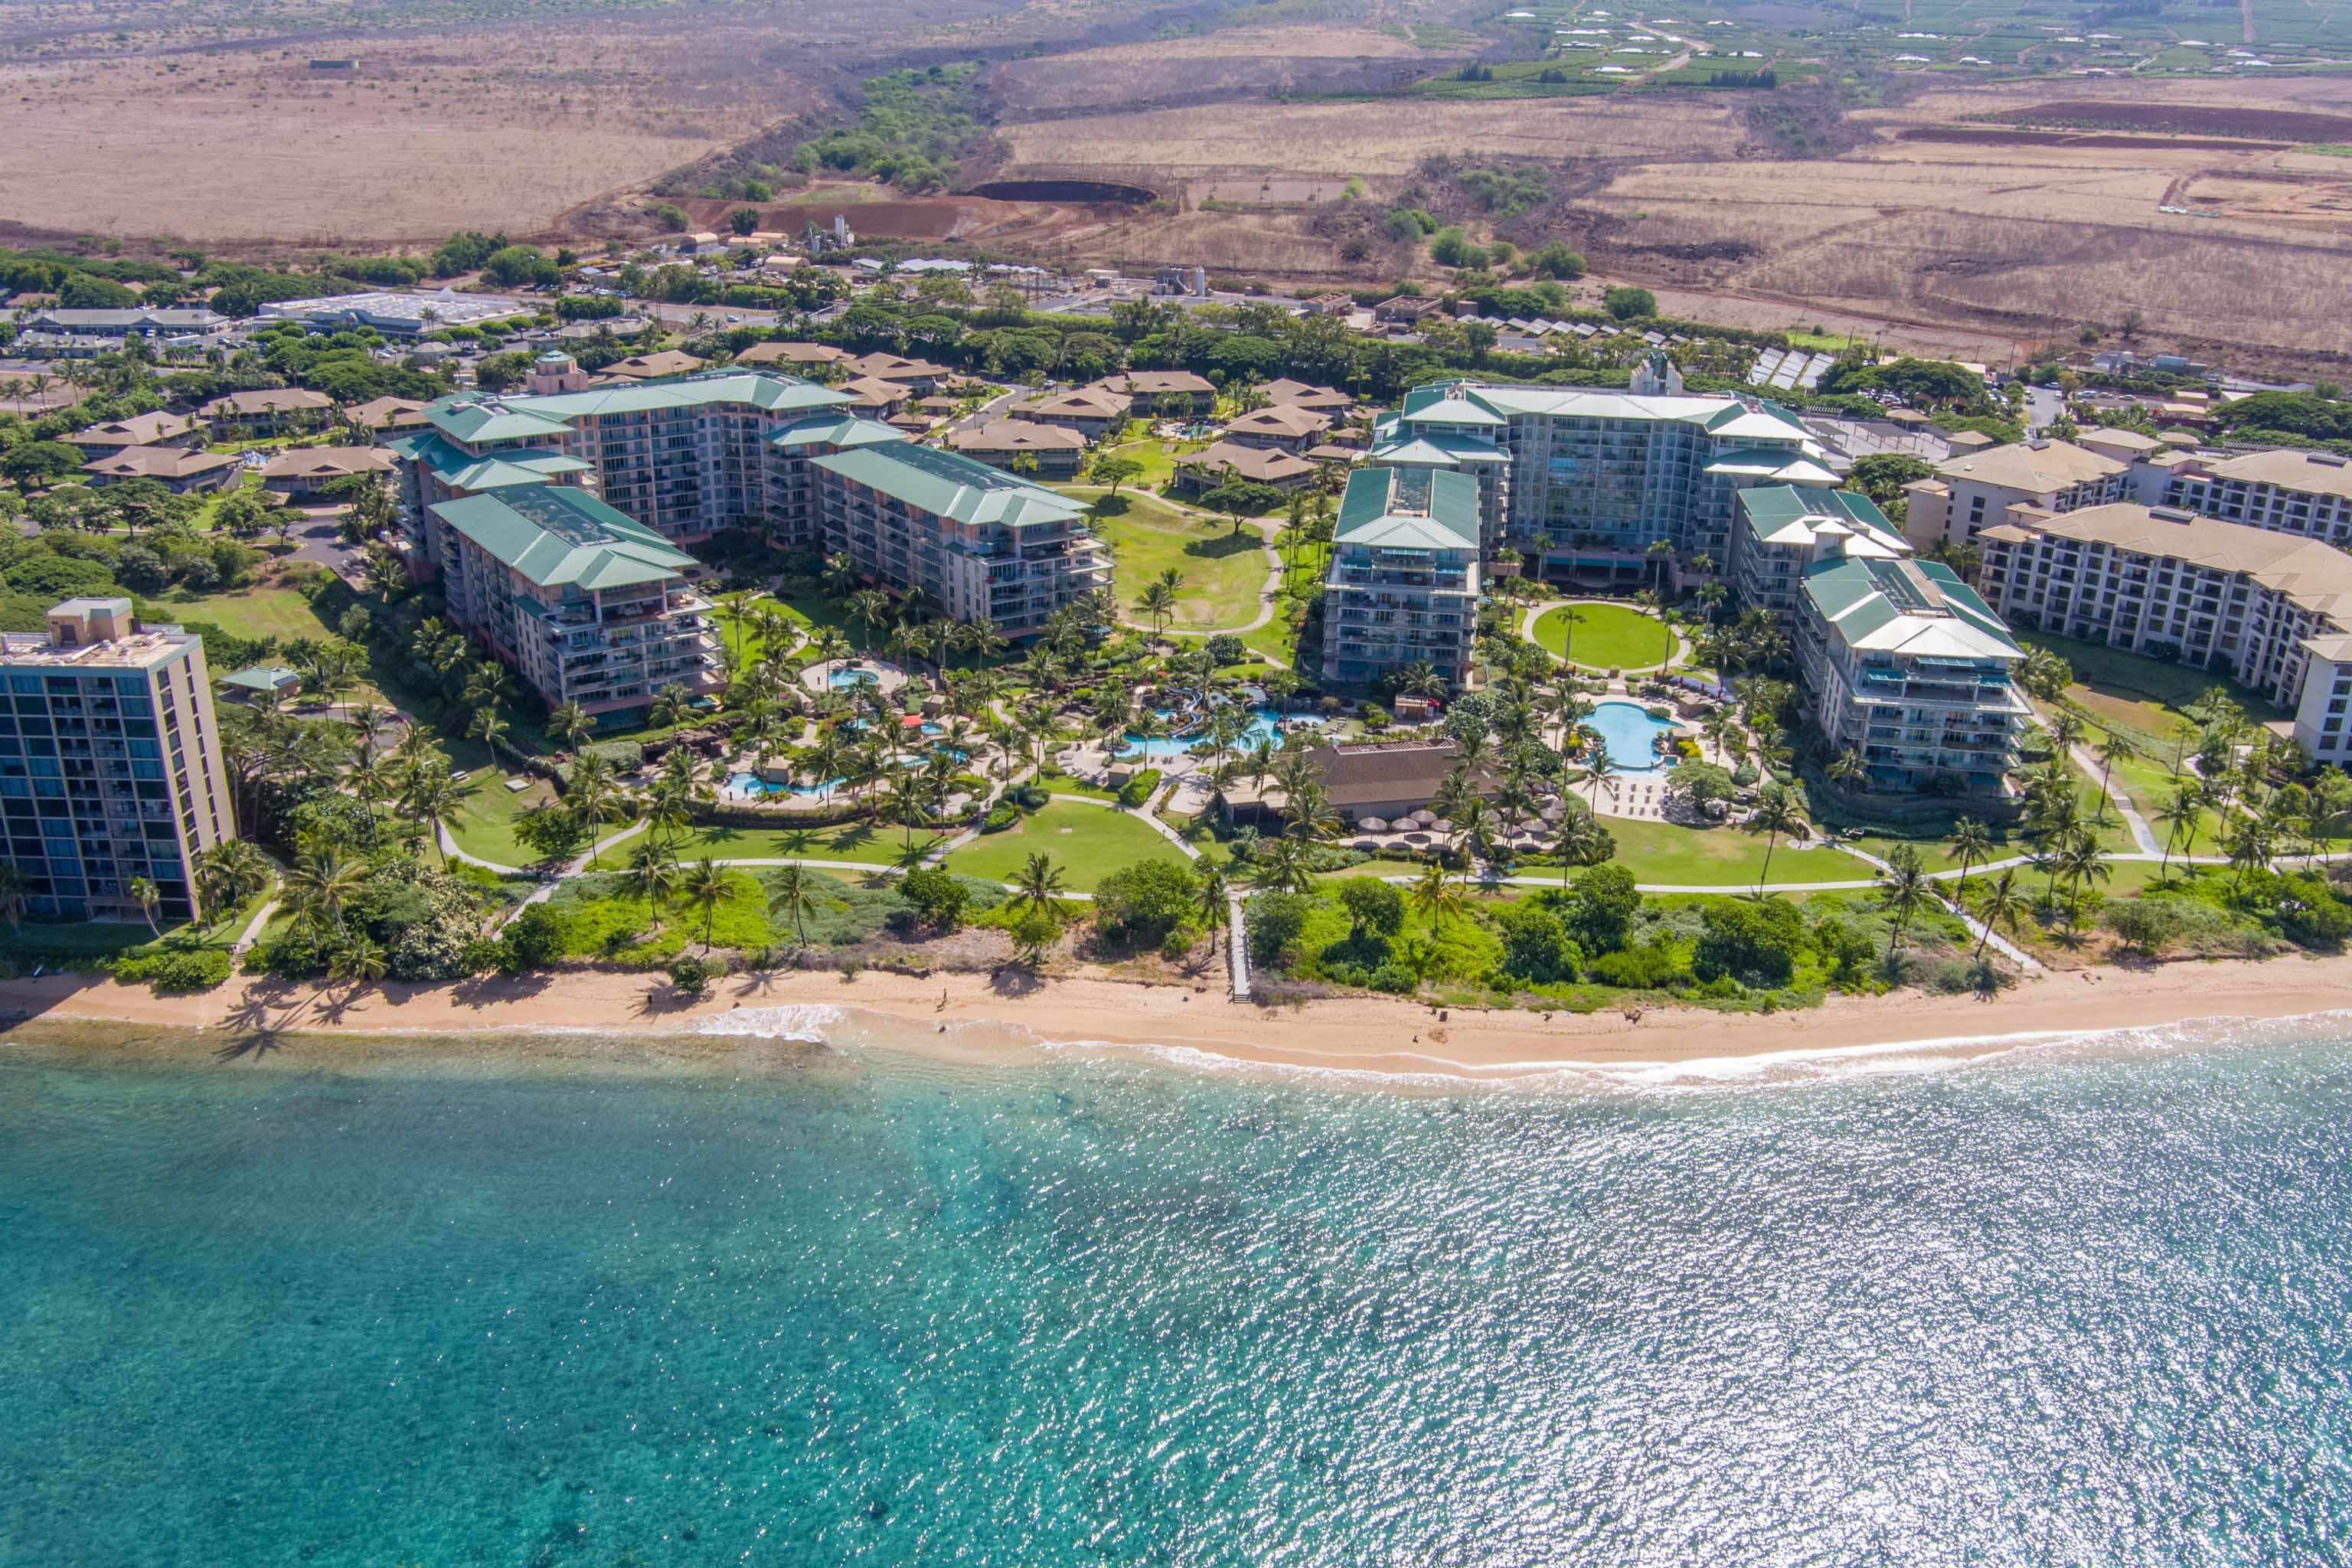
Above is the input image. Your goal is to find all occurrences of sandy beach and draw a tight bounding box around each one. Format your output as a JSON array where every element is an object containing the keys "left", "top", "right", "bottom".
[{"left": 3, "top": 951, "right": 2351, "bottom": 1079}]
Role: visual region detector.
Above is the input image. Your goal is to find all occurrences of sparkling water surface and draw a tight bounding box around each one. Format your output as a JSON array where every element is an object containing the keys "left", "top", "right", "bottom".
[
  {"left": 1587, "top": 698, "right": 1679, "bottom": 773},
  {"left": 4, "top": 1021, "right": 2351, "bottom": 1566}
]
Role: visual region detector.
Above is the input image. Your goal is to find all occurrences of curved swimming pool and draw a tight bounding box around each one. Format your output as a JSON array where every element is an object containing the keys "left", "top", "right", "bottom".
[
  {"left": 1586, "top": 700, "right": 1679, "bottom": 773},
  {"left": 1122, "top": 707, "right": 1321, "bottom": 762}
]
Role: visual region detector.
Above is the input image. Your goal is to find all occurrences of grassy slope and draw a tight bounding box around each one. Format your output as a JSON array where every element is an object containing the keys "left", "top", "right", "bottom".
[
  {"left": 1532, "top": 602, "right": 1677, "bottom": 671},
  {"left": 1067, "top": 490, "right": 1266, "bottom": 631},
  {"left": 946, "top": 800, "right": 1178, "bottom": 891}
]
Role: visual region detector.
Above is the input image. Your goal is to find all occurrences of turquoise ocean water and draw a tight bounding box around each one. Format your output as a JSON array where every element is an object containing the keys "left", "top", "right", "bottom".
[{"left": 4, "top": 1013, "right": 2352, "bottom": 1566}]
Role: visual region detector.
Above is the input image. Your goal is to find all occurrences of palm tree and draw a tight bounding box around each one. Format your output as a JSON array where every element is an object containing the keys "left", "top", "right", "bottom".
[
  {"left": 1011, "top": 852, "right": 1067, "bottom": 917},
  {"left": 1970, "top": 867, "right": 2026, "bottom": 960},
  {"left": 128, "top": 876, "right": 162, "bottom": 936},
  {"left": 1255, "top": 835, "right": 1317, "bottom": 893},
  {"left": 565, "top": 757, "right": 631, "bottom": 869},
  {"left": 402, "top": 764, "right": 464, "bottom": 866},
  {"left": 1827, "top": 748, "right": 1867, "bottom": 790},
  {"left": 2152, "top": 786, "right": 2202, "bottom": 880},
  {"left": 1746, "top": 781, "right": 1804, "bottom": 897},
  {"left": 2225, "top": 816, "right": 2274, "bottom": 893},
  {"left": 194, "top": 840, "right": 270, "bottom": 923},
  {"left": 1943, "top": 816, "right": 1993, "bottom": 894},
  {"left": 1407, "top": 860, "right": 1465, "bottom": 929},
  {"left": 625, "top": 841, "right": 680, "bottom": 933},
  {"left": 549, "top": 701, "right": 593, "bottom": 751},
  {"left": 1135, "top": 579, "right": 1179, "bottom": 646},
  {"left": 1877, "top": 843, "right": 1930, "bottom": 960},
  {"left": 846, "top": 588, "right": 893, "bottom": 649},
  {"left": 2089, "top": 731, "right": 2138, "bottom": 823},
  {"left": 884, "top": 773, "right": 933, "bottom": 853},
  {"left": 287, "top": 848, "right": 364, "bottom": 936},
  {"left": 1194, "top": 861, "right": 1230, "bottom": 941},
  {"left": 328, "top": 933, "right": 389, "bottom": 993},
  {"left": 2056, "top": 831, "right": 2111, "bottom": 926},
  {"left": 768, "top": 864, "right": 819, "bottom": 951},
  {"left": 678, "top": 858, "right": 730, "bottom": 952}
]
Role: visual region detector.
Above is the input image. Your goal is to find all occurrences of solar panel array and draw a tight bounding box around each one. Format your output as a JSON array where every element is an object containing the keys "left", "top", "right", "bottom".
[{"left": 1746, "top": 348, "right": 1834, "bottom": 390}]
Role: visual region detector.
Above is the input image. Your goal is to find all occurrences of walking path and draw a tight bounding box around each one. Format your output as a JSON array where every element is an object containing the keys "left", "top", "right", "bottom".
[
  {"left": 231, "top": 897, "right": 279, "bottom": 958},
  {"left": 2070, "top": 740, "right": 2162, "bottom": 854}
]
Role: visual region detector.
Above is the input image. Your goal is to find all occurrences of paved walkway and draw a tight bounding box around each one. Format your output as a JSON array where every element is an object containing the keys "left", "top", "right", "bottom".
[
  {"left": 231, "top": 896, "right": 279, "bottom": 958},
  {"left": 2069, "top": 740, "right": 2162, "bottom": 854}
]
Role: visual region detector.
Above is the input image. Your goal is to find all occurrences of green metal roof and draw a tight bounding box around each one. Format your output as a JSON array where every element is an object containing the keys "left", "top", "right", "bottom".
[
  {"left": 1802, "top": 555, "right": 2021, "bottom": 659},
  {"left": 808, "top": 443, "right": 1081, "bottom": 529},
  {"left": 1334, "top": 466, "right": 1481, "bottom": 551},
  {"left": 767, "top": 414, "right": 909, "bottom": 451},
  {"left": 390, "top": 431, "right": 590, "bottom": 492},
  {"left": 427, "top": 486, "right": 697, "bottom": 593},
  {"left": 220, "top": 665, "right": 299, "bottom": 692},
  {"left": 422, "top": 372, "right": 850, "bottom": 446},
  {"left": 1737, "top": 485, "right": 1905, "bottom": 552}
]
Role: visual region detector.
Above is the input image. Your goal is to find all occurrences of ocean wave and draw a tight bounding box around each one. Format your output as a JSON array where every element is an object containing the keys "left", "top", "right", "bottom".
[
  {"left": 1031, "top": 1009, "right": 2352, "bottom": 1094},
  {"left": 692, "top": 1004, "right": 848, "bottom": 1041}
]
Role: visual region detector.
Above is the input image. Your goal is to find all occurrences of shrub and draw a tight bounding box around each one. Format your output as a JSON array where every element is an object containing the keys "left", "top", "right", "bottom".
[
  {"left": 1116, "top": 768, "right": 1165, "bottom": 808},
  {"left": 1011, "top": 781, "right": 1050, "bottom": 809},
  {"left": 1370, "top": 962, "right": 1418, "bottom": 995},
  {"left": 580, "top": 739, "right": 644, "bottom": 772},
  {"left": 1095, "top": 857, "right": 1200, "bottom": 945},
  {"left": 1585, "top": 942, "right": 1688, "bottom": 990},
  {"left": 897, "top": 864, "right": 971, "bottom": 929},
  {"left": 668, "top": 954, "right": 712, "bottom": 995},
  {"left": 980, "top": 802, "right": 1021, "bottom": 833},
  {"left": 503, "top": 903, "right": 566, "bottom": 972},
  {"left": 113, "top": 946, "right": 231, "bottom": 993}
]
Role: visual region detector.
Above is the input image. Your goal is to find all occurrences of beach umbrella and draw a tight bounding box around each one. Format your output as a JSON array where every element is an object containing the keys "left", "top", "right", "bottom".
[
  {"left": 1431, "top": 818, "right": 1454, "bottom": 834},
  {"left": 1358, "top": 816, "right": 1389, "bottom": 832}
]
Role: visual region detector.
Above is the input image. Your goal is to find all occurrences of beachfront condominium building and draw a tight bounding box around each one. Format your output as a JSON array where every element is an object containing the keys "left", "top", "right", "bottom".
[
  {"left": 808, "top": 443, "right": 1109, "bottom": 638},
  {"left": 394, "top": 358, "right": 873, "bottom": 555},
  {"left": 1366, "top": 377, "right": 1838, "bottom": 578},
  {"left": 1900, "top": 439, "right": 2128, "bottom": 552},
  {"left": 1321, "top": 466, "right": 1482, "bottom": 688},
  {"left": 426, "top": 485, "right": 721, "bottom": 729},
  {"left": 2161, "top": 449, "right": 2352, "bottom": 549},
  {"left": 1975, "top": 502, "right": 2352, "bottom": 749},
  {"left": 0, "top": 599, "right": 233, "bottom": 923},
  {"left": 1795, "top": 550, "right": 2029, "bottom": 797},
  {"left": 1729, "top": 484, "right": 1911, "bottom": 624}
]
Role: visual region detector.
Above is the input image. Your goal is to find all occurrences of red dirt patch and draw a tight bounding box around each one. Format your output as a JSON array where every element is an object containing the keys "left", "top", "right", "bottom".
[
  {"left": 1899, "top": 126, "right": 2290, "bottom": 153},
  {"left": 1988, "top": 100, "right": 2352, "bottom": 143}
]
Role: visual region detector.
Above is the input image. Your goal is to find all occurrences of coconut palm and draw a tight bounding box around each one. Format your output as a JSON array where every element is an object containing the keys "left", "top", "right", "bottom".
[
  {"left": 1969, "top": 867, "right": 2026, "bottom": 960},
  {"left": 1011, "top": 852, "right": 1067, "bottom": 917},
  {"left": 768, "top": 864, "right": 820, "bottom": 951},
  {"left": 128, "top": 876, "right": 162, "bottom": 937},
  {"left": 2090, "top": 731, "right": 2138, "bottom": 823},
  {"left": 194, "top": 839, "right": 270, "bottom": 922},
  {"left": 625, "top": 841, "right": 680, "bottom": 933},
  {"left": 2056, "top": 831, "right": 2112, "bottom": 926},
  {"left": 329, "top": 933, "right": 389, "bottom": 992},
  {"left": 401, "top": 763, "right": 465, "bottom": 866},
  {"left": 2224, "top": 816, "right": 2274, "bottom": 893},
  {"left": 1943, "top": 816, "right": 1994, "bottom": 893},
  {"left": 286, "top": 848, "right": 364, "bottom": 936},
  {"left": 1254, "top": 835, "right": 1317, "bottom": 893},
  {"left": 1875, "top": 844, "right": 1931, "bottom": 960},
  {"left": 2152, "top": 786, "right": 2203, "bottom": 880},
  {"left": 678, "top": 858, "right": 731, "bottom": 952},
  {"left": 1407, "top": 860, "right": 1465, "bottom": 929},
  {"left": 1135, "top": 579, "right": 1180, "bottom": 647},
  {"left": 549, "top": 701, "right": 593, "bottom": 750},
  {"left": 1194, "top": 861, "right": 1230, "bottom": 939},
  {"left": 565, "top": 756, "right": 632, "bottom": 869},
  {"left": 1746, "top": 781, "right": 1804, "bottom": 897},
  {"left": 1827, "top": 748, "right": 1867, "bottom": 789}
]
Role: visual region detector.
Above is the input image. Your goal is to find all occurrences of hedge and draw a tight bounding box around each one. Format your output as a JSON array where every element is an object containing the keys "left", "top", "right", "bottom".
[{"left": 1116, "top": 768, "right": 1164, "bottom": 808}]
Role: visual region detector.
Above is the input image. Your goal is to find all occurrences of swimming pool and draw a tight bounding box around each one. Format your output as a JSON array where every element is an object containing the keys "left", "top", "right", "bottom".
[
  {"left": 1122, "top": 707, "right": 1321, "bottom": 762},
  {"left": 726, "top": 770, "right": 844, "bottom": 798},
  {"left": 828, "top": 668, "right": 880, "bottom": 690},
  {"left": 1586, "top": 700, "right": 1679, "bottom": 773}
]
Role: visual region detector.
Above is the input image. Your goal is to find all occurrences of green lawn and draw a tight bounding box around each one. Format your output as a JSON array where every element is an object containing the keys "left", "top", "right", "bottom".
[
  {"left": 1067, "top": 490, "right": 1266, "bottom": 631},
  {"left": 1532, "top": 602, "right": 1677, "bottom": 671},
  {"left": 142, "top": 580, "right": 333, "bottom": 643},
  {"left": 669, "top": 819, "right": 948, "bottom": 869},
  {"left": 946, "top": 800, "right": 1179, "bottom": 891},
  {"left": 449, "top": 774, "right": 564, "bottom": 868},
  {"left": 2020, "top": 629, "right": 2286, "bottom": 746},
  {"left": 1601, "top": 816, "right": 1868, "bottom": 887},
  {"left": 1093, "top": 435, "right": 1181, "bottom": 490},
  {"left": 709, "top": 593, "right": 804, "bottom": 668}
]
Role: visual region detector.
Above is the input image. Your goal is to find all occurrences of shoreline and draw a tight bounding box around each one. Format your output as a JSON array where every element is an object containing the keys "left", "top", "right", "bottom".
[{"left": 4, "top": 950, "right": 2352, "bottom": 1080}]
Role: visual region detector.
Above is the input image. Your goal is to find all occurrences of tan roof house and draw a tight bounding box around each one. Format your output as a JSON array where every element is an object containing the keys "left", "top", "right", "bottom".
[
  {"left": 1016, "top": 387, "right": 1131, "bottom": 439},
  {"left": 341, "top": 396, "right": 432, "bottom": 436},
  {"left": 261, "top": 445, "right": 397, "bottom": 498},
  {"left": 80, "top": 445, "right": 240, "bottom": 494},
  {"left": 946, "top": 419, "right": 1088, "bottom": 478},
  {"left": 1222, "top": 403, "right": 1331, "bottom": 452},
  {"left": 1098, "top": 371, "right": 1216, "bottom": 416},
  {"left": 599, "top": 349, "right": 707, "bottom": 381},
  {"left": 199, "top": 386, "right": 334, "bottom": 434},
  {"left": 733, "top": 341, "right": 849, "bottom": 369},
  {"left": 1175, "top": 439, "right": 1315, "bottom": 492},
  {"left": 63, "top": 410, "right": 200, "bottom": 456}
]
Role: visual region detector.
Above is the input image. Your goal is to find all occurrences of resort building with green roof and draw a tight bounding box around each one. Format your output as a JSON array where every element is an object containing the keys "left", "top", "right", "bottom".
[
  {"left": 426, "top": 485, "right": 720, "bottom": 727},
  {"left": 1367, "top": 378, "right": 1837, "bottom": 583},
  {"left": 1321, "top": 466, "right": 1483, "bottom": 688},
  {"left": 1730, "top": 484, "right": 1911, "bottom": 625},
  {"left": 1795, "top": 547, "right": 2028, "bottom": 798},
  {"left": 808, "top": 444, "right": 1107, "bottom": 638}
]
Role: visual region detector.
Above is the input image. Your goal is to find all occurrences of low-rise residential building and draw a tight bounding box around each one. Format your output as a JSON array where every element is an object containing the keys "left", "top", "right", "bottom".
[
  {"left": 1223, "top": 403, "right": 1330, "bottom": 451},
  {"left": 1795, "top": 548, "right": 2029, "bottom": 797},
  {"left": 200, "top": 387, "right": 335, "bottom": 436},
  {"left": 341, "top": 397, "right": 432, "bottom": 439},
  {"left": 836, "top": 376, "right": 912, "bottom": 416},
  {"left": 80, "top": 446, "right": 240, "bottom": 494},
  {"left": 426, "top": 485, "right": 721, "bottom": 729},
  {"left": 0, "top": 598, "right": 234, "bottom": 924},
  {"left": 1098, "top": 371, "right": 1216, "bottom": 417},
  {"left": 599, "top": 349, "right": 706, "bottom": 381},
  {"left": 1174, "top": 440, "right": 1315, "bottom": 493},
  {"left": 1729, "top": 485, "right": 1909, "bottom": 623},
  {"left": 1015, "top": 387, "right": 1129, "bottom": 439},
  {"left": 1900, "top": 438, "right": 2126, "bottom": 550},
  {"left": 732, "top": 341, "right": 849, "bottom": 371},
  {"left": 1321, "top": 466, "right": 1481, "bottom": 688},
  {"left": 1976, "top": 501, "right": 2352, "bottom": 718},
  {"left": 808, "top": 443, "right": 1107, "bottom": 638},
  {"left": 944, "top": 419, "right": 1088, "bottom": 478},
  {"left": 1259, "top": 378, "right": 1352, "bottom": 416},
  {"left": 2161, "top": 448, "right": 2352, "bottom": 547},
  {"left": 260, "top": 445, "right": 397, "bottom": 499},
  {"left": 63, "top": 411, "right": 200, "bottom": 457},
  {"left": 844, "top": 354, "right": 951, "bottom": 393}
]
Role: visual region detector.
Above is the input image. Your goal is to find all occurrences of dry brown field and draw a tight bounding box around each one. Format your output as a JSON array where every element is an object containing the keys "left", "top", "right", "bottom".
[{"left": 998, "top": 72, "right": 2352, "bottom": 366}]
